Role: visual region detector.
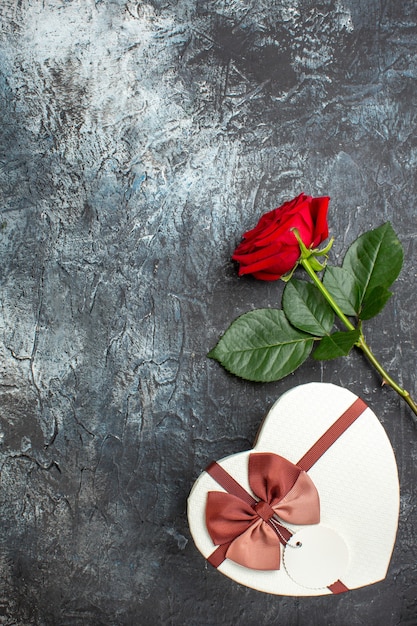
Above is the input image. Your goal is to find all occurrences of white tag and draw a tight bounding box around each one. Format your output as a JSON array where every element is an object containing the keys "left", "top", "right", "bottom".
[{"left": 283, "top": 526, "right": 349, "bottom": 589}]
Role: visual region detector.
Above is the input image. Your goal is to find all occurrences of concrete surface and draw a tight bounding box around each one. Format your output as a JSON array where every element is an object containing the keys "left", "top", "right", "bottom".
[{"left": 0, "top": 1, "right": 416, "bottom": 624}]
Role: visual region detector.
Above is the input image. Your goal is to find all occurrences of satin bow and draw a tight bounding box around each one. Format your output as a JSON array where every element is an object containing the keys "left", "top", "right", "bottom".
[{"left": 206, "top": 452, "right": 320, "bottom": 570}]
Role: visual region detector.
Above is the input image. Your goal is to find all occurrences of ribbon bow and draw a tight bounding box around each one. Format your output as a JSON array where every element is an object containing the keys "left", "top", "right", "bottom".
[{"left": 206, "top": 452, "right": 320, "bottom": 571}]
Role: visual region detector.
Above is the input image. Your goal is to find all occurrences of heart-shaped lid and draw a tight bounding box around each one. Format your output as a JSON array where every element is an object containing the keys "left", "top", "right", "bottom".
[{"left": 187, "top": 383, "right": 399, "bottom": 596}]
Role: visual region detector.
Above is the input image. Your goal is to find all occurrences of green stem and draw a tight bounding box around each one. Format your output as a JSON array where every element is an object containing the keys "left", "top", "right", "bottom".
[
  {"left": 300, "top": 257, "right": 417, "bottom": 420},
  {"left": 300, "top": 258, "right": 356, "bottom": 331},
  {"left": 357, "top": 336, "right": 417, "bottom": 417}
]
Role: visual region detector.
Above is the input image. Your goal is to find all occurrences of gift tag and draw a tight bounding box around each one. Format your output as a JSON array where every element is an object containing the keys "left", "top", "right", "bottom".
[{"left": 283, "top": 526, "right": 349, "bottom": 589}]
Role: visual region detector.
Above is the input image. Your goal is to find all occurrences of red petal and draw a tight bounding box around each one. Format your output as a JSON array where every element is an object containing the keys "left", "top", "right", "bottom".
[{"left": 310, "top": 196, "right": 330, "bottom": 247}]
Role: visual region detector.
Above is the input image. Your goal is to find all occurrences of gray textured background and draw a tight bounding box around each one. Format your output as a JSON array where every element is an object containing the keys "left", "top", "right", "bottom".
[{"left": 0, "top": 1, "right": 416, "bottom": 624}]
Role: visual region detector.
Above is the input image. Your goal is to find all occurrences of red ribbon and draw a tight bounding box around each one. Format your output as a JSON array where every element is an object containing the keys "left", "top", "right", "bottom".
[{"left": 206, "top": 453, "right": 320, "bottom": 570}]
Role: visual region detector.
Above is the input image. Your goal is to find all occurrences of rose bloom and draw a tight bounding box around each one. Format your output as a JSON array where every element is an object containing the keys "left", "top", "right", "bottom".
[{"left": 232, "top": 193, "right": 330, "bottom": 280}]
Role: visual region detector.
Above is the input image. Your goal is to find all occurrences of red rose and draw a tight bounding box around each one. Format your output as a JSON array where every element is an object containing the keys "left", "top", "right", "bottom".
[{"left": 232, "top": 193, "right": 330, "bottom": 280}]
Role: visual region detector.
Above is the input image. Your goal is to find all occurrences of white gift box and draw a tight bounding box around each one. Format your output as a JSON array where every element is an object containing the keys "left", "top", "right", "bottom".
[{"left": 188, "top": 383, "right": 399, "bottom": 596}]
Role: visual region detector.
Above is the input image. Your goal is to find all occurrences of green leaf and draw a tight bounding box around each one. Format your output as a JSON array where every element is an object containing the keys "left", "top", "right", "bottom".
[
  {"left": 282, "top": 279, "right": 334, "bottom": 336},
  {"left": 360, "top": 285, "right": 392, "bottom": 320},
  {"left": 322, "top": 266, "right": 360, "bottom": 316},
  {"left": 312, "top": 329, "right": 361, "bottom": 360},
  {"left": 342, "top": 222, "right": 403, "bottom": 309},
  {"left": 208, "top": 309, "right": 314, "bottom": 382}
]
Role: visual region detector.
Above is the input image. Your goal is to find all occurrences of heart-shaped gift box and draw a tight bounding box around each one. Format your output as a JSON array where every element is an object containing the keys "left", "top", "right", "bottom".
[{"left": 188, "top": 383, "right": 399, "bottom": 595}]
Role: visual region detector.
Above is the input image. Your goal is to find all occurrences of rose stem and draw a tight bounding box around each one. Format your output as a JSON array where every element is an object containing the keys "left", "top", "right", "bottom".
[{"left": 300, "top": 257, "right": 417, "bottom": 420}]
